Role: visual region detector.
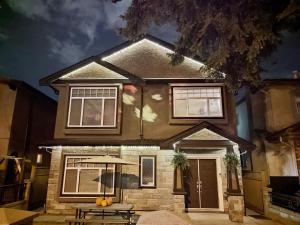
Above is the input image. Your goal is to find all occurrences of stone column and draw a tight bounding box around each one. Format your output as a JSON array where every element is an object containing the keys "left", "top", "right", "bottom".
[
  {"left": 173, "top": 194, "right": 185, "bottom": 213},
  {"left": 228, "top": 195, "right": 244, "bottom": 223}
]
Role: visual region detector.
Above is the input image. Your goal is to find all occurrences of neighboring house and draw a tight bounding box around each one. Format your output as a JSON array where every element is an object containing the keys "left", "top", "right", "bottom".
[
  {"left": 40, "top": 35, "right": 254, "bottom": 220},
  {"left": 237, "top": 79, "right": 300, "bottom": 224},
  {"left": 0, "top": 76, "right": 57, "bottom": 209}
]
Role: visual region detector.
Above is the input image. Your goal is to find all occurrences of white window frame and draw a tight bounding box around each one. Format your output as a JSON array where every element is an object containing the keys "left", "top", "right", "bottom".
[
  {"left": 62, "top": 155, "right": 116, "bottom": 195},
  {"left": 67, "top": 86, "right": 118, "bottom": 127},
  {"left": 172, "top": 86, "right": 223, "bottom": 118},
  {"left": 139, "top": 156, "right": 156, "bottom": 188}
]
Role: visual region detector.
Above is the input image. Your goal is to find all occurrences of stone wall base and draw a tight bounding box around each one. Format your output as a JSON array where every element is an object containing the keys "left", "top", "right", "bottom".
[
  {"left": 173, "top": 195, "right": 185, "bottom": 213},
  {"left": 263, "top": 188, "right": 300, "bottom": 225},
  {"left": 228, "top": 195, "right": 244, "bottom": 223}
]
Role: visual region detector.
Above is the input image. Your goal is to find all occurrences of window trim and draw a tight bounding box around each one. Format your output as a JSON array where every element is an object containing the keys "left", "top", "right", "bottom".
[
  {"left": 139, "top": 155, "right": 156, "bottom": 188},
  {"left": 171, "top": 86, "right": 224, "bottom": 119},
  {"left": 60, "top": 154, "right": 118, "bottom": 198},
  {"left": 67, "top": 86, "right": 118, "bottom": 128}
]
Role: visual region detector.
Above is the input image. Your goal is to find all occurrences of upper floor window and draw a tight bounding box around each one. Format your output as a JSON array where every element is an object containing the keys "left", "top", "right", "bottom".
[
  {"left": 173, "top": 86, "right": 223, "bottom": 118},
  {"left": 68, "top": 87, "right": 117, "bottom": 127}
]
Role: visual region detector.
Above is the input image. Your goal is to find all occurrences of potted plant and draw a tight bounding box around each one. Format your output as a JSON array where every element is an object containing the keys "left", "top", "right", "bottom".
[
  {"left": 171, "top": 152, "right": 189, "bottom": 193},
  {"left": 223, "top": 152, "right": 241, "bottom": 193}
]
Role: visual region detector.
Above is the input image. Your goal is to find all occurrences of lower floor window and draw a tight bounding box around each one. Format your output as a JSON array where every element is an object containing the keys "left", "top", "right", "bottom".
[
  {"left": 62, "top": 155, "right": 115, "bottom": 195},
  {"left": 139, "top": 156, "right": 156, "bottom": 188}
]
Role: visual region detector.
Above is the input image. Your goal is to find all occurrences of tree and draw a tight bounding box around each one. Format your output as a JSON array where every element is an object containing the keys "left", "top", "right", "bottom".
[{"left": 115, "top": 0, "right": 300, "bottom": 91}]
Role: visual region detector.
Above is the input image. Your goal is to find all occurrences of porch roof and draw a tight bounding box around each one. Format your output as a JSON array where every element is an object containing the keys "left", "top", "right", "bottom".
[{"left": 161, "top": 121, "right": 256, "bottom": 150}]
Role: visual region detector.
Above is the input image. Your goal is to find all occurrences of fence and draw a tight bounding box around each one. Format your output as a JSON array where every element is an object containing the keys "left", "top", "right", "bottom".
[
  {"left": 270, "top": 192, "right": 300, "bottom": 213},
  {"left": 0, "top": 183, "right": 27, "bottom": 205}
]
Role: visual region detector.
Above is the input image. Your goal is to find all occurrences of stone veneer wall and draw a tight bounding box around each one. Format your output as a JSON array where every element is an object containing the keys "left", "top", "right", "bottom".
[
  {"left": 121, "top": 146, "right": 184, "bottom": 211},
  {"left": 45, "top": 146, "right": 185, "bottom": 214},
  {"left": 45, "top": 144, "right": 243, "bottom": 215}
]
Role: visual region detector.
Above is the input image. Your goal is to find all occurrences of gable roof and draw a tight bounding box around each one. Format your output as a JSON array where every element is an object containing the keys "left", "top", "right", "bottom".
[
  {"left": 40, "top": 35, "right": 219, "bottom": 86},
  {"left": 161, "top": 121, "right": 255, "bottom": 150},
  {"left": 101, "top": 35, "right": 209, "bottom": 79},
  {"left": 39, "top": 57, "right": 143, "bottom": 85}
]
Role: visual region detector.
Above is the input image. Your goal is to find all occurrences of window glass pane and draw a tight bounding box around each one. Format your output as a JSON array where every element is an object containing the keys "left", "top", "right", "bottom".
[
  {"left": 72, "top": 89, "right": 79, "bottom": 97},
  {"left": 142, "top": 158, "right": 154, "bottom": 186},
  {"left": 188, "top": 99, "right": 200, "bottom": 115},
  {"left": 103, "top": 99, "right": 116, "bottom": 126},
  {"left": 78, "top": 169, "right": 99, "bottom": 193},
  {"left": 69, "top": 99, "right": 82, "bottom": 125},
  {"left": 189, "top": 99, "right": 207, "bottom": 116},
  {"left": 82, "top": 99, "right": 102, "bottom": 126},
  {"left": 208, "top": 98, "right": 222, "bottom": 116},
  {"left": 91, "top": 89, "right": 97, "bottom": 97},
  {"left": 174, "top": 99, "right": 187, "bottom": 116},
  {"left": 103, "top": 89, "right": 110, "bottom": 97},
  {"left": 110, "top": 89, "right": 116, "bottom": 97},
  {"left": 100, "top": 169, "right": 114, "bottom": 194},
  {"left": 78, "top": 89, "right": 85, "bottom": 97},
  {"left": 64, "top": 169, "right": 77, "bottom": 193}
]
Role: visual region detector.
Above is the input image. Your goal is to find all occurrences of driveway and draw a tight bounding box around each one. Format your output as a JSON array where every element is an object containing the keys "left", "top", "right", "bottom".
[{"left": 189, "top": 213, "right": 282, "bottom": 225}]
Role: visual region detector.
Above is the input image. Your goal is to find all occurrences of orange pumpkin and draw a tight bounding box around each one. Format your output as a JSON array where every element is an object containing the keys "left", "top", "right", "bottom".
[
  {"left": 106, "top": 197, "right": 113, "bottom": 206},
  {"left": 101, "top": 199, "right": 107, "bottom": 207},
  {"left": 96, "top": 197, "right": 104, "bottom": 206}
]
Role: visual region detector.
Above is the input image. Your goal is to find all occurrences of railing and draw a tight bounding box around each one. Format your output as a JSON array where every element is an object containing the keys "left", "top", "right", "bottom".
[
  {"left": 270, "top": 192, "right": 300, "bottom": 213},
  {"left": 0, "top": 183, "right": 27, "bottom": 205}
]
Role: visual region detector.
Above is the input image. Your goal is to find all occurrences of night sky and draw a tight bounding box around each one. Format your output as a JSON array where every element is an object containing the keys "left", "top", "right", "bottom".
[{"left": 0, "top": 0, "right": 299, "bottom": 99}]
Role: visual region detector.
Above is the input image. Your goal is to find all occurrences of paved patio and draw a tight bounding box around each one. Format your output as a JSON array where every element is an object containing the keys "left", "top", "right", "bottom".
[
  {"left": 189, "top": 212, "right": 283, "bottom": 225},
  {"left": 33, "top": 211, "right": 283, "bottom": 225}
]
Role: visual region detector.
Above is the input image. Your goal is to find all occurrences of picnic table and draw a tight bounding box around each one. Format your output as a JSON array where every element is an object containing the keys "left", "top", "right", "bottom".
[{"left": 69, "top": 203, "right": 134, "bottom": 225}]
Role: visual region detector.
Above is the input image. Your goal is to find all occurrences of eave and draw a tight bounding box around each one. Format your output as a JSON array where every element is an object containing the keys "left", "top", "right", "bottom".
[
  {"left": 39, "top": 57, "right": 144, "bottom": 87},
  {"left": 161, "top": 121, "right": 256, "bottom": 150}
]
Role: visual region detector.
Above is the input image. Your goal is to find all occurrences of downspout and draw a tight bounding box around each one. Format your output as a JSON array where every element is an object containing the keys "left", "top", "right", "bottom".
[{"left": 139, "top": 85, "right": 144, "bottom": 140}]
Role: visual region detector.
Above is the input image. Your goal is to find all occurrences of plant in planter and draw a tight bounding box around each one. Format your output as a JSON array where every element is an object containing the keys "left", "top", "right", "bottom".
[
  {"left": 223, "top": 152, "right": 241, "bottom": 193},
  {"left": 171, "top": 152, "right": 189, "bottom": 193}
]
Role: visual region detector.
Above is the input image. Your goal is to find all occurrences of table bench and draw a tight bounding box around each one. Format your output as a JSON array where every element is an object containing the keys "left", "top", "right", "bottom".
[{"left": 71, "top": 203, "right": 135, "bottom": 225}]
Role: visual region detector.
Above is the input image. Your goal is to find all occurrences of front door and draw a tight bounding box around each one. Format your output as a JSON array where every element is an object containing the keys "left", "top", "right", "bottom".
[{"left": 185, "top": 159, "right": 219, "bottom": 209}]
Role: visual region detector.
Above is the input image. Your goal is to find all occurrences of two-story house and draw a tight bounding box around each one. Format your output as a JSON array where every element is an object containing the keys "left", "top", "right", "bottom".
[
  {"left": 40, "top": 35, "right": 254, "bottom": 219},
  {"left": 237, "top": 79, "right": 300, "bottom": 224}
]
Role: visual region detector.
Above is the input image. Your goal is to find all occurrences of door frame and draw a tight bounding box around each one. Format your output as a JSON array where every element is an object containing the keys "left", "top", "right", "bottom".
[{"left": 186, "top": 153, "right": 224, "bottom": 212}]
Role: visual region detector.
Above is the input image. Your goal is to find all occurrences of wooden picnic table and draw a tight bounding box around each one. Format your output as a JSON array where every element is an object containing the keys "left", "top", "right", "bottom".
[{"left": 71, "top": 203, "right": 134, "bottom": 224}]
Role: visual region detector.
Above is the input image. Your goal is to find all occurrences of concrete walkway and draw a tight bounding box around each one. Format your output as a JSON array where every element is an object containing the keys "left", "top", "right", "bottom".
[{"left": 189, "top": 213, "right": 282, "bottom": 225}]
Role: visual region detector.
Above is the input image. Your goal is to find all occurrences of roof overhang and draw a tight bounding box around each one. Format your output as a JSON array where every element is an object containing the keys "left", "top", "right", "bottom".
[
  {"left": 161, "top": 121, "right": 256, "bottom": 150},
  {"left": 39, "top": 57, "right": 144, "bottom": 87}
]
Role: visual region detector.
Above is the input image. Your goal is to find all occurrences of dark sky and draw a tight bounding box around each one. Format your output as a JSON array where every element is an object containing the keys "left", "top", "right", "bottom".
[{"left": 0, "top": 0, "right": 299, "bottom": 99}]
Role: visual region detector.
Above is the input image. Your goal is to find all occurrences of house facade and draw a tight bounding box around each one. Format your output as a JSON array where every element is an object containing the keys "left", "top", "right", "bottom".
[
  {"left": 0, "top": 76, "right": 57, "bottom": 209},
  {"left": 40, "top": 36, "right": 254, "bottom": 220},
  {"left": 237, "top": 79, "right": 300, "bottom": 224}
]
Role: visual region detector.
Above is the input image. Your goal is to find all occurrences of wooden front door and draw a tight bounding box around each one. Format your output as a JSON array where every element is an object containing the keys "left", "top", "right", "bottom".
[{"left": 185, "top": 159, "right": 219, "bottom": 209}]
